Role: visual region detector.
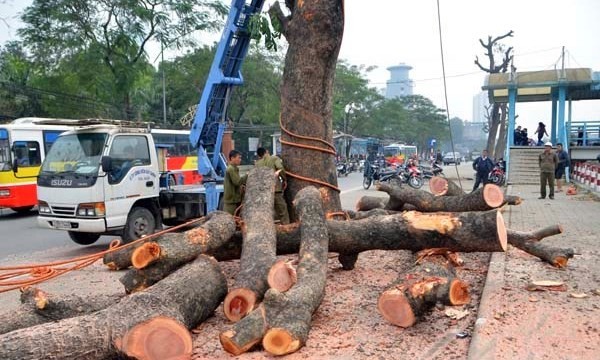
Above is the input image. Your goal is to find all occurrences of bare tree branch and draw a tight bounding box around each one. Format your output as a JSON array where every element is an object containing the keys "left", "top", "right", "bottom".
[{"left": 268, "top": 1, "right": 290, "bottom": 37}]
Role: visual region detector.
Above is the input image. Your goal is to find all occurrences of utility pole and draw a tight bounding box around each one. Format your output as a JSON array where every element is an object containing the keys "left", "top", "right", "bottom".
[{"left": 161, "top": 42, "right": 167, "bottom": 125}]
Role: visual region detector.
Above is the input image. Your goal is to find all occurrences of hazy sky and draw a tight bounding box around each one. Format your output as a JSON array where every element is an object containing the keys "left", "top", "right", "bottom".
[{"left": 2, "top": 0, "right": 599, "bottom": 132}]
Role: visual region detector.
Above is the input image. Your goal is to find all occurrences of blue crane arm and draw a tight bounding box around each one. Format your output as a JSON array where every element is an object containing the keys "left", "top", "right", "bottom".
[{"left": 189, "top": 0, "right": 266, "bottom": 179}]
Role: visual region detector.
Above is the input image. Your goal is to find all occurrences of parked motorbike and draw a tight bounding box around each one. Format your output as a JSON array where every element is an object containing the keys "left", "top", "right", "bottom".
[
  {"left": 363, "top": 159, "right": 398, "bottom": 189},
  {"left": 420, "top": 161, "right": 445, "bottom": 180},
  {"left": 488, "top": 160, "right": 506, "bottom": 186},
  {"left": 401, "top": 162, "right": 424, "bottom": 189},
  {"left": 336, "top": 161, "right": 349, "bottom": 177}
]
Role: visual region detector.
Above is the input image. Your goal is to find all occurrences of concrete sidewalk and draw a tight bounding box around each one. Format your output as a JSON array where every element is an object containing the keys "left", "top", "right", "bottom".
[{"left": 468, "top": 184, "right": 600, "bottom": 359}]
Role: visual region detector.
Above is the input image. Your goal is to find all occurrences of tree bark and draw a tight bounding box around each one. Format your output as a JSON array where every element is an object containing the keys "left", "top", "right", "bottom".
[
  {"left": 221, "top": 186, "right": 329, "bottom": 356},
  {"left": 494, "top": 103, "right": 508, "bottom": 158},
  {"left": 507, "top": 225, "right": 574, "bottom": 268},
  {"left": 0, "top": 288, "right": 121, "bottom": 335},
  {"left": 223, "top": 167, "right": 277, "bottom": 322},
  {"left": 120, "top": 211, "right": 236, "bottom": 293},
  {"left": 355, "top": 195, "right": 387, "bottom": 211},
  {"left": 277, "top": 0, "right": 345, "bottom": 218},
  {"left": 0, "top": 255, "right": 226, "bottom": 360},
  {"left": 377, "top": 183, "right": 505, "bottom": 212},
  {"left": 378, "top": 255, "right": 470, "bottom": 328}
]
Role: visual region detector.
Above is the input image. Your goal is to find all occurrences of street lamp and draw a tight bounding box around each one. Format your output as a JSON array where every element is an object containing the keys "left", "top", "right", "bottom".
[{"left": 344, "top": 103, "right": 355, "bottom": 159}]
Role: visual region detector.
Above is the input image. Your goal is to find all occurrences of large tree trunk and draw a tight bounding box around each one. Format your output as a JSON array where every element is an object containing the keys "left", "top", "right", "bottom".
[
  {"left": 220, "top": 186, "right": 329, "bottom": 356},
  {"left": 0, "top": 288, "right": 121, "bottom": 335},
  {"left": 487, "top": 103, "right": 501, "bottom": 156},
  {"left": 273, "top": 0, "right": 345, "bottom": 218},
  {"left": 223, "top": 167, "right": 277, "bottom": 322},
  {"left": 494, "top": 103, "right": 508, "bottom": 158},
  {"left": 378, "top": 255, "right": 470, "bottom": 328},
  {"left": 0, "top": 255, "right": 226, "bottom": 360},
  {"left": 120, "top": 211, "right": 236, "bottom": 293}
]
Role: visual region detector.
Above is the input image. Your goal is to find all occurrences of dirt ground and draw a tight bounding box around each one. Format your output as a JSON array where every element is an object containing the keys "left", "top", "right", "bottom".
[{"left": 192, "top": 250, "right": 491, "bottom": 359}]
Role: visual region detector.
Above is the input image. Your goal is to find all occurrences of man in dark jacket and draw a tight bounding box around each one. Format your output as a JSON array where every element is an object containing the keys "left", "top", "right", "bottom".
[
  {"left": 554, "top": 143, "right": 569, "bottom": 192},
  {"left": 472, "top": 149, "right": 494, "bottom": 191}
]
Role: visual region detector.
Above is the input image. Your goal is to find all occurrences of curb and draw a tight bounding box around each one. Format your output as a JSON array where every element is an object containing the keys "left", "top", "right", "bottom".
[{"left": 467, "top": 185, "right": 513, "bottom": 360}]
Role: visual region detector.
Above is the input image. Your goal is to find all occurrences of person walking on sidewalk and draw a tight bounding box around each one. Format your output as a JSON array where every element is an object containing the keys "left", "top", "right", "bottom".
[
  {"left": 255, "top": 147, "right": 290, "bottom": 224},
  {"left": 538, "top": 142, "right": 558, "bottom": 199},
  {"left": 554, "top": 143, "right": 569, "bottom": 192},
  {"left": 472, "top": 149, "right": 494, "bottom": 191}
]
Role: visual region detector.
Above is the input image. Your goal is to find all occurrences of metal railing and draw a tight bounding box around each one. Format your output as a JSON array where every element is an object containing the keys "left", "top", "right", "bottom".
[{"left": 568, "top": 120, "right": 600, "bottom": 146}]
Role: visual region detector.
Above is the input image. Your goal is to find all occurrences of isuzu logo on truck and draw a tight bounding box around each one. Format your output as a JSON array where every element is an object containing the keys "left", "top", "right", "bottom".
[{"left": 51, "top": 179, "right": 72, "bottom": 186}]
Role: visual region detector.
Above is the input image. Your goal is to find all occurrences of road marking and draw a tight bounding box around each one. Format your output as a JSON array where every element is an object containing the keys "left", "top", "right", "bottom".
[{"left": 340, "top": 186, "right": 365, "bottom": 195}]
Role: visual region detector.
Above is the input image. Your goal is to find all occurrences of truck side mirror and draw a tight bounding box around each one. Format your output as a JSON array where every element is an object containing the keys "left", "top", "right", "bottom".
[
  {"left": 101, "top": 156, "right": 113, "bottom": 173},
  {"left": 12, "top": 159, "right": 18, "bottom": 173}
]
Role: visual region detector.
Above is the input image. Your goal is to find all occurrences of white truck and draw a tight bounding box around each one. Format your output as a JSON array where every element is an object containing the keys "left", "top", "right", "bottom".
[{"left": 36, "top": 120, "right": 221, "bottom": 245}]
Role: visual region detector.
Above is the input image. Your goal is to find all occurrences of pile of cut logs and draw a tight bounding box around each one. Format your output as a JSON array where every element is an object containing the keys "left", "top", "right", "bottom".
[{"left": 0, "top": 168, "right": 573, "bottom": 359}]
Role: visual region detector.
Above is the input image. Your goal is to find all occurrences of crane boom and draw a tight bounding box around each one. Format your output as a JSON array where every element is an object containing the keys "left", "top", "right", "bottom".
[{"left": 189, "top": 0, "right": 266, "bottom": 180}]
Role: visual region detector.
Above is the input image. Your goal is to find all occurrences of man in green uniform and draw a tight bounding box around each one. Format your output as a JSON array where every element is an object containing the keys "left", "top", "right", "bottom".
[
  {"left": 538, "top": 142, "right": 558, "bottom": 200},
  {"left": 223, "top": 150, "right": 247, "bottom": 215},
  {"left": 255, "top": 147, "right": 290, "bottom": 224}
]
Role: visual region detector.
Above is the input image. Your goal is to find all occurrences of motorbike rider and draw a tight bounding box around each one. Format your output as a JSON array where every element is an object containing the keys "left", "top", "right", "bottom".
[{"left": 472, "top": 149, "right": 494, "bottom": 191}]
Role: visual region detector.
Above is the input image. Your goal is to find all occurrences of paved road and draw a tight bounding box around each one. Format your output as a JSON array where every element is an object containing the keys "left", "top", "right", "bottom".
[{"left": 0, "top": 162, "right": 474, "bottom": 261}]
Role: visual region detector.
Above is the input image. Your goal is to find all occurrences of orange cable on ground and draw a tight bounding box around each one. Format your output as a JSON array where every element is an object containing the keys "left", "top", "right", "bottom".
[{"left": 0, "top": 217, "right": 206, "bottom": 293}]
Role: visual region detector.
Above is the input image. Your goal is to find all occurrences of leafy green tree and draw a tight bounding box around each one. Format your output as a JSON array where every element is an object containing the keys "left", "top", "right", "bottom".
[
  {"left": 18, "top": 0, "right": 227, "bottom": 119},
  {"left": 449, "top": 117, "right": 464, "bottom": 144},
  {"left": 398, "top": 95, "right": 448, "bottom": 154},
  {"left": 0, "top": 41, "right": 43, "bottom": 118}
]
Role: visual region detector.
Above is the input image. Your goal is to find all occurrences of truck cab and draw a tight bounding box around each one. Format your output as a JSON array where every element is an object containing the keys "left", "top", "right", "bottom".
[{"left": 37, "top": 122, "right": 212, "bottom": 245}]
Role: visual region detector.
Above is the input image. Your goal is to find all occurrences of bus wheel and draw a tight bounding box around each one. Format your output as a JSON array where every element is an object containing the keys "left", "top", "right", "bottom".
[
  {"left": 11, "top": 206, "right": 34, "bottom": 214},
  {"left": 68, "top": 231, "right": 100, "bottom": 245},
  {"left": 122, "top": 207, "right": 156, "bottom": 243}
]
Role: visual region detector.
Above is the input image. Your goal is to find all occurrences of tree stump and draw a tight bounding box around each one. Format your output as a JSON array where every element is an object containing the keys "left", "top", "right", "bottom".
[
  {"left": 0, "top": 288, "right": 121, "bottom": 335},
  {"left": 0, "top": 255, "right": 226, "bottom": 360},
  {"left": 223, "top": 167, "right": 278, "bottom": 322},
  {"left": 378, "top": 256, "right": 470, "bottom": 328},
  {"left": 120, "top": 211, "right": 236, "bottom": 293}
]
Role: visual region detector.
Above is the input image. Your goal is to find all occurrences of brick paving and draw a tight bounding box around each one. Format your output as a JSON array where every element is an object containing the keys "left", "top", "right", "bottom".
[{"left": 468, "top": 184, "right": 600, "bottom": 359}]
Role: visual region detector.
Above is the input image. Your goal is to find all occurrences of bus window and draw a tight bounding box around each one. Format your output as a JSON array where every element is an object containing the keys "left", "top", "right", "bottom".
[
  {"left": 0, "top": 129, "right": 10, "bottom": 171},
  {"left": 13, "top": 141, "right": 41, "bottom": 167},
  {"left": 43, "top": 130, "right": 65, "bottom": 155}
]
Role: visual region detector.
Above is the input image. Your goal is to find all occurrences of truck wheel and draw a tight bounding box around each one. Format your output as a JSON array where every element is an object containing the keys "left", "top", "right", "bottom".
[
  {"left": 68, "top": 231, "right": 100, "bottom": 245},
  {"left": 122, "top": 207, "right": 156, "bottom": 243}
]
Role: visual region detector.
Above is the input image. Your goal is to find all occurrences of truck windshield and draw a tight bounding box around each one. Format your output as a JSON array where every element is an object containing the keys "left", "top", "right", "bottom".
[
  {"left": 41, "top": 133, "right": 107, "bottom": 175},
  {"left": 0, "top": 129, "right": 10, "bottom": 171}
]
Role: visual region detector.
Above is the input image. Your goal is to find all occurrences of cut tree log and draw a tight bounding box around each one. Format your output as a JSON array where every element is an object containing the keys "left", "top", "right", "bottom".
[
  {"left": 428, "top": 177, "right": 522, "bottom": 205},
  {"left": 378, "top": 255, "right": 470, "bottom": 328},
  {"left": 120, "top": 211, "right": 236, "bottom": 293},
  {"left": 0, "top": 255, "right": 226, "bottom": 360},
  {"left": 355, "top": 195, "right": 387, "bottom": 211},
  {"left": 103, "top": 218, "right": 208, "bottom": 270},
  {"left": 0, "top": 288, "right": 122, "bottom": 335},
  {"left": 221, "top": 186, "right": 329, "bottom": 356},
  {"left": 223, "top": 167, "right": 278, "bottom": 322},
  {"left": 377, "top": 182, "right": 505, "bottom": 212},
  {"left": 208, "top": 209, "right": 508, "bottom": 268},
  {"left": 507, "top": 225, "right": 574, "bottom": 268},
  {"left": 267, "top": 260, "right": 297, "bottom": 292},
  {"left": 262, "top": 186, "right": 329, "bottom": 355}
]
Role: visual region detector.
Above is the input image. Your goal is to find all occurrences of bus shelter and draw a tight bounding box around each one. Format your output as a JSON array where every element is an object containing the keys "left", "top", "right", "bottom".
[{"left": 482, "top": 68, "right": 600, "bottom": 181}]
